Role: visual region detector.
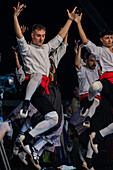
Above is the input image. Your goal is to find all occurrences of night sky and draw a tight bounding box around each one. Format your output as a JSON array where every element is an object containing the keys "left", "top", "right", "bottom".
[{"left": 0, "top": 0, "right": 113, "bottom": 100}]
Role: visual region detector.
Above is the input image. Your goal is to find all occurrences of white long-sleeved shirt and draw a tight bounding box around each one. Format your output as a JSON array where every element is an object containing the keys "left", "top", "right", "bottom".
[
  {"left": 84, "top": 40, "right": 113, "bottom": 74},
  {"left": 76, "top": 64, "right": 100, "bottom": 96},
  {"left": 15, "top": 66, "right": 25, "bottom": 84},
  {"left": 16, "top": 42, "right": 68, "bottom": 84},
  {"left": 17, "top": 35, "right": 63, "bottom": 76},
  {"left": 49, "top": 42, "right": 68, "bottom": 69}
]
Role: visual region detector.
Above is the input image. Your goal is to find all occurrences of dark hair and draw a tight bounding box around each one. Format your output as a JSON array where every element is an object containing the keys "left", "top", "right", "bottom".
[
  {"left": 32, "top": 24, "right": 46, "bottom": 33},
  {"left": 84, "top": 52, "right": 91, "bottom": 60},
  {"left": 84, "top": 52, "right": 95, "bottom": 61},
  {"left": 99, "top": 29, "right": 113, "bottom": 38}
]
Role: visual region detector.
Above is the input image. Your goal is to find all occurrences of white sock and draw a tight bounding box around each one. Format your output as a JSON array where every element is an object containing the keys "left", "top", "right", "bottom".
[
  {"left": 87, "top": 98, "right": 99, "bottom": 118},
  {"left": 86, "top": 141, "right": 93, "bottom": 159},
  {"left": 29, "top": 111, "right": 58, "bottom": 137},
  {"left": 25, "top": 73, "right": 42, "bottom": 101},
  {"left": 100, "top": 123, "right": 113, "bottom": 137}
]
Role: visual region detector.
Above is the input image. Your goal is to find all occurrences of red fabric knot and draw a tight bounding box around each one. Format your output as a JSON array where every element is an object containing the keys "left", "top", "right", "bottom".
[{"left": 40, "top": 75, "right": 50, "bottom": 95}]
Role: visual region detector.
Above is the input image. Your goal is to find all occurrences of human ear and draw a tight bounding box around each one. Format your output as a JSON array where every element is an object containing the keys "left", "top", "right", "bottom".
[
  {"left": 100, "top": 38, "right": 103, "bottom": 43},
  {"left": 31, "top": 32, "right": 33, "bottom": 39}
]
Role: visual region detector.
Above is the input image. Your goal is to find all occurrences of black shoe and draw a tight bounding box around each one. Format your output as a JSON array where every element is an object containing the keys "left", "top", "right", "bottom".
[
  {"left": 79, "top": 148, "right": 89, "bottom": 170},
  {"left": 19, "top": 131, "right": 36, "bottom": 147},
  {"left": 89, "top": 131, "right": 103, "bottom": 154},
  {"left": 83, "top": 116, "right": 91, "bottom": 128},
  {"left": 20, "top": 100, "right": 30, "bottom": 118},
  {"left": 18, "top": 147, "right": 41, "bottom": 169},
  {"left": 13, "top": 132, "right": 24, "bottom": 155},
  {"left": 13, "top": 140, "right": 20, "bottom": 155},
  {"left": 80, "top": 100, "right": 94, "bottom": 117},
  {"left": 85, "top": 157, "right": 94, "bottom": 169}
]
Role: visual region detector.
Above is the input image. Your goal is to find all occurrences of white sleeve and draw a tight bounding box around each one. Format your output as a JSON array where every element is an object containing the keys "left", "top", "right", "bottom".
[
  {"left": 76, "top": 65, "right": 86, "bottom": 79},
  {"left": 15, "top": 66, "right": 26, "bottom": 84},
  {"left": 16, "top": 36, "right": 29, "bottom": 57},
  {"left": 47, "top": 35, "right": 63, "bottom": 53},
  {"left": 52, "top": 42, "right": 68, "bottom": 68},
  {"left": 84, "top": 40, "right": 103, "bottom": 60}
]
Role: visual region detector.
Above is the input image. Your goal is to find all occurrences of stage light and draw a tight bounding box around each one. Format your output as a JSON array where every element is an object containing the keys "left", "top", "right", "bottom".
[
  {"left": 8, "top": 77, "right": 14, "bottom": 86},
  {"left": 0, "top": 73, "right": 16, "bottom": 93}
]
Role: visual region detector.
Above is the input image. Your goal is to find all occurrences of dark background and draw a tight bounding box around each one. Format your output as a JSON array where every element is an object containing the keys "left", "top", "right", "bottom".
[{"left": 0, "top": 0, "right": 113, "bottom": 100}]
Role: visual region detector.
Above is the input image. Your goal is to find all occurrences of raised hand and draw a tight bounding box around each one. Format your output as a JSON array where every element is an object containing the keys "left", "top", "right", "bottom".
[
  {"left": 74, "top": 8, "right": 83, "bottom": 23},
  {"left": 13, "top": 2, "right": 24, "bottom": 17},
  {"left": 79, "top": 42, "right": 84, "bottom": 49},
  {"left": 20, "top": 25, "right": 27, "bottom": 34},
  {"left": 67, "top": 7, "right": 77, "bottom": 21},
  {"left": 12, "top": 46, "right": 18, "bottom": 55}
]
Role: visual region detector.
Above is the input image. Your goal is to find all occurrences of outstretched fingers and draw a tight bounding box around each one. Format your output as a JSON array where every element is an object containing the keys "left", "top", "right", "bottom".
[
  {"left": 67, "top": 7, "right": 78, "bottom": 21},
  {"left": 72, "top": 6, "right": 77, "bottom": 13},
  {"left": 13, "top": 2, "right": 24, "bottom": 11},
  {"left": 13, "top": 2, "right": 25, "bottom": 17}
]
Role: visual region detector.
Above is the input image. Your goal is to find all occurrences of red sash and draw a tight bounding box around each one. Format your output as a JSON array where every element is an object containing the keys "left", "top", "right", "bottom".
[
  {"left": 80, "top": 93, "right": 101, "bottom": 103},
  {"left": 80, "top": 93, "right": 88, "bottom": 101},
  {"left": 24, "top": 74, "right": 50, "bottom": 95},
  {"left": 40, "top": 75, "right": 50, "bottom": 95},
  {"left": 99, "top": 72, "right": 113, "bottom": 84}
]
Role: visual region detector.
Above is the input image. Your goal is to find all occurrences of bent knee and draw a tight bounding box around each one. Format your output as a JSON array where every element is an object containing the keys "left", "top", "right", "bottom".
[
  {"left": 45, "top": 111, "right": 58, "bottom": 125},
  {"left": 90, "top": 81, "right": 103, "bottom": 93}
]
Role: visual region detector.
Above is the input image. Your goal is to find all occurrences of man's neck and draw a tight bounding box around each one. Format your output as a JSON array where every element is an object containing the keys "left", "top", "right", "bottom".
[
  {"left": 109, "top": 46, "right": 113, "bottom": 53},
  {"left": 103, "top": 45, "right": 113, "bottom": 53}
]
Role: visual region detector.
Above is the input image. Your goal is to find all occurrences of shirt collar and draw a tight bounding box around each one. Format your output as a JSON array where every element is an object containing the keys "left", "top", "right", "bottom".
[
  {"left": 102, "top": 46, "right": 113, "bottom": 53},
  {"left": 102, "top": 46, "right": 108, "bottom": 49},
  {"left": 30, "top": 43, "right": 44, "bottom": 49}
]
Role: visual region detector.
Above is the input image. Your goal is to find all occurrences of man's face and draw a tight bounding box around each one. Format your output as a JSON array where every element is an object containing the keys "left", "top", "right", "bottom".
[
  {"left": 31, "top": 29, "right": 46, "bottom": 46},
  {"left": 100, "top": 35, "right": 113, "bottom": 48},
  {"left": 86, "top": 55, "right": 97, "bottom": 70}
]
